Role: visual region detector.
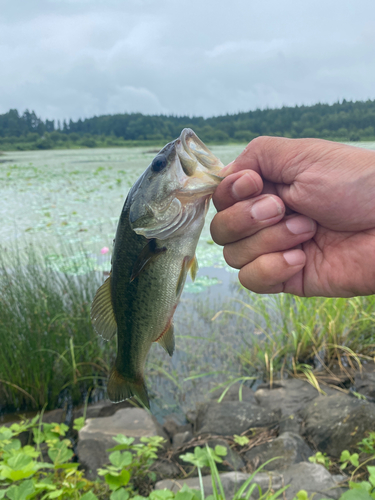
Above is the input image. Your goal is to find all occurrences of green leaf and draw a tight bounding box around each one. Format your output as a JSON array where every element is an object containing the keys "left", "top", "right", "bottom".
[
  {"left": 0, "top": 428, "right": 13, "bottom": 441},
  {"left": 0, "top": 490, "right": 9, "bottom": 500},
  {"left": 233, "top": 435, "right": 249, "bottom": 446},
  {"left": 109, "top": 451, "right": 133, "bottom": 468},
  {"left": 72, "top": 417, "right": 85, "bottom": 432},
  {"left": 340, "top": 450, "right": 351, "bottom": 462},
  {"left": 48, "top": 441, "right": 73, "bottom": 465},
  {"left": 7, "top": 454, "right": 33, "bottom": 470},
  {"left": 293, "top": 491, "right": 309, "bottom": 500},
  {"left": 105, "top": 470, "right": 131, "bottom": 490},
  {"left": 111, "top": 435, "right": 135, "bottom": 446},
  {"left": 47, "top": 489, "right": 65, "bottom": 499},
  {"left": 214, "top": 445, "right": 227, "bottom": 457},
  {"left": 349, "top": 481, "right": 371, "bottom": 492},
  {"left": 110, "top": 489, "right": 129, "bottom": 500},
  {"left": 149, "top": 490, "right": 175, "bottom": 500},
  {"left": 340, "top": 490, "right": 374, "bottom": 500},
  {"left": 350, "top": 453, "right": 359, "bottom": 467},
  {"left": 81, "top": 492, "right": 100, "bottom": 500},
  {"left": 5, "top": 480, "right": 35, "bottom": 500},
  {"left": 174, "top": 492, "right": 195, "bottom": 500}
]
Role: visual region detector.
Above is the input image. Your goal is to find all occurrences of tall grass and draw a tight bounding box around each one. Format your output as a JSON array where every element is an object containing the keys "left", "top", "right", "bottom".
[
  {"left": 0, "top": 245, "right": 113, "bottom": 413},
  {"left": 218, "top": 290, "right": 375, "bottom": 384}
]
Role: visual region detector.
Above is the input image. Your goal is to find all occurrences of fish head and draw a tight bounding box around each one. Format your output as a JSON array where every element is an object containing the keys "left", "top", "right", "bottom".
[{"left": 129, "top": 128, "right": 224, "bottom": 240}]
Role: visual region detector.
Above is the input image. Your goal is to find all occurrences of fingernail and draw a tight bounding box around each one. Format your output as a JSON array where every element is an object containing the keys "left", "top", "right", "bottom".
[
  {"left": 283, "top": 249, "right": 305, "bottom": 266},
  {"left": 232, "top": 173, "right": 256, "bottom": 200},
  {"left": 220, "top": 161, "right": 235, "bottom": 176},
  {"left": 251, "top": 196, "right": 283, "bottom": 220},
  {"left": 286, "top": 216, "right": 315, "bottom": 235}
]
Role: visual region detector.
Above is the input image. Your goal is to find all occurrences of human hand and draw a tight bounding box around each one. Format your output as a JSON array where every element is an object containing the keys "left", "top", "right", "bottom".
[{"left": 210, "top": 137, "right": 375, "bottom": 297}]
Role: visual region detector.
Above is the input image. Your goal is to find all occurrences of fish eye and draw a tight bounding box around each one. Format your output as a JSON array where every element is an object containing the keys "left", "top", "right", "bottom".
[{"left": 151, "top": 155, "right": 168, "bottom": 172}]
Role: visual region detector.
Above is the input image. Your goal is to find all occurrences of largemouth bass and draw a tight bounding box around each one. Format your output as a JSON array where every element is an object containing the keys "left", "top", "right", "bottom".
[{"left": 91, "top": 129, "right": 223, "bottom": 409}]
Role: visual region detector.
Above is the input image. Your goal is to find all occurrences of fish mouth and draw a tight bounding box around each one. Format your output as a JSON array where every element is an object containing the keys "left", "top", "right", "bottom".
[{"left": 176, "top": 128, "right": 224, "bottom": 197}]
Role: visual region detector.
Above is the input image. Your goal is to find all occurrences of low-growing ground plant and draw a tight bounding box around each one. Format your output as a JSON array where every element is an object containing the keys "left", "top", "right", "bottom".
[{"left": 1, "top": 414, "right": 321, "bottom": 500}]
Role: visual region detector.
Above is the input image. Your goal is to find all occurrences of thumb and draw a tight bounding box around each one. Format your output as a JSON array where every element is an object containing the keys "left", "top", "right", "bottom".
[{"left": 223, "top": 136, "right": 321, "bottom": 185}]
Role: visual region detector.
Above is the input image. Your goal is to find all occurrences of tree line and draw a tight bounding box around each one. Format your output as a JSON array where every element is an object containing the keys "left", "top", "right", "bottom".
[{"left": 1, "top": 99, "right": 375, "bottom": 150}]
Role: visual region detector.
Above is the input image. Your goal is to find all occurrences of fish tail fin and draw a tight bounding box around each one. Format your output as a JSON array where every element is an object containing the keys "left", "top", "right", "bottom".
[{"left": 107, "top": 367, "right": 150, "bottom": 409}]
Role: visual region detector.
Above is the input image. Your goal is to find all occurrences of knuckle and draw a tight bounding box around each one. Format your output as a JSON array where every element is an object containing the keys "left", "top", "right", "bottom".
[{"left": 223, "top": 246, "right": 239, "bottom": 269}]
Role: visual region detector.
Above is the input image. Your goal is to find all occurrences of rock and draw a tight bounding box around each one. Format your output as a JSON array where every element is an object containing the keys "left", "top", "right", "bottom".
[
  {"left": 195, "top": 402, "right": 281, "bottom": 436},
  {"left": 155, "top": 464, "right": 346, "bottom": 499},
  {"left": 209, "top": 383, "right": 257, "bottom": 404},
  {"left": 150, "top": 459, "right": 181, "bottom": 481},
  {"left": 301, "top": 393, "right": 375, "bottom": 457},
  {"left": 155, "top": 471, "right": 283, "bottom": 498},
  {"left": 77, "top": 407, "right": 168, "bottom": 478},
  {"left": 163, "top": 414, "right": 192, "bottom": 441},
  {"left": 279, "top": 414, "right": 302, "bottom": 433},
  {"left": 207, "top": 438, "right": 245, "bottom": 471},
  {"left": 173, "top": 430, "right": 193, "bottom": 448},
  {"left": 254, "top": 378, "right": 337, "bottom": 418},
  {"left": 244, "top": 432, "right": 313, "bottom": 471},
  {"left": 185, "top": 409, "right": 197, "bottom": 424},
  {"left": 73, "top": 400, "right": 134, "bottom": 421},
  {"left": 282, "top": 462, "right": 346, "bottom": 499},
  {"left": 43, "top": 409, "right": 66, "bottom": 424},
  {"left": 76, "top": 439, "right": 108, "bottom": 480},
  {"left": 355, "top": 368, "right": 375, "bottom": 400}
]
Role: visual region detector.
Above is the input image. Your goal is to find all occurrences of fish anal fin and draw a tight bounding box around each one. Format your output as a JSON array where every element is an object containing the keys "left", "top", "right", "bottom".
[
  {"left": 91, "top": 276, "right": 117, "bottom": 341},
  {"left": 130, "top": 239, "right": 167, "bottom": 282},
  {"left": 189, "top": 254, "right": 198, "bottom": 282},
  {"left": 107, "top": 368, "right": 150, "bottom": 409},
  {"left": 156, "top": 322, "right": 175, "bottom": 356}
]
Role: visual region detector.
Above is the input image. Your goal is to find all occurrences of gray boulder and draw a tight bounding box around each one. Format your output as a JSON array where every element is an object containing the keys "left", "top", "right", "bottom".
[
  {"left": 207, "top": 438, "right": 245, "bottom": 471},
  {"left": 150, "top": 459, "right": 181, "bottom": 481},
  {"left": 77, "top": 407, "right": 168, "bottom": 479},
  {"left": 155, "top": 471, "right": 283, "bottom": 498},
  {"left": 355, "top": 368, "right": 375, "bottom": 400},
  {"left": 254, "top": 378, "right": 337, "bottom": 418},
  {"left": 155, "top": 463, "right": 346, "bottom": 500},
  {"left": 244, "top": 432, "right": 313, "bottom": 471},
  {"left": 195, "top": 402, "right": 281, "bottom": 436},
  {"left": 209, "top": 382, "right": 257, "bottom": 404},
  {"left": 173, "top": 430, "right": 193, "bottom": 448},
  {"left": 301, "top": 393, "right": 375, "bottom": 457},
  {"left": 282, "top": 462, "right": 346, "bottom": 499}
]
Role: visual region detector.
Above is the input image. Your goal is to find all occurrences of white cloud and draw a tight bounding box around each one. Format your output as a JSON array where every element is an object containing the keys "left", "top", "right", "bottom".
[{"left": 1, "top": 0, "right": 375, "bottom": 120}]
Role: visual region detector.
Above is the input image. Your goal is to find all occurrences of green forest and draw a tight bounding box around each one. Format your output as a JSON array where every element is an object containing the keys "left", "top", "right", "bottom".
[{"left": 1, "top": 99, "right": 375, "bottom": 151}]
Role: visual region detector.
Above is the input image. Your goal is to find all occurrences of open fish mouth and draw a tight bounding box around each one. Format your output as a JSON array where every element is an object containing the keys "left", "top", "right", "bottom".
[
  {"left": 178, "top": 128, "right": 224, "bottom": 175},
  {"left": 176, "top": 128, "right": 224, "bottom": 196}
]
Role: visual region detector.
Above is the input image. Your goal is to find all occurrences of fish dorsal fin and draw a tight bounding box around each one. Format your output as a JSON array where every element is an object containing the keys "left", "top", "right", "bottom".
[
  {"left": 130, "top": 239, "right": 167, "bottom": 282},
  {"left": 91, "top": 276, "right": 117, "bottom": 341},
  {"left": 189, "top": 254, "right": 198, "bottom": 282},
  {"left": 157, "top": 322, "right": 175, "bottom": 357}
]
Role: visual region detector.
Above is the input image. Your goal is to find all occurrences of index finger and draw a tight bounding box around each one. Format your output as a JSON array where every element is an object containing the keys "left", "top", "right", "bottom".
[
  {"left": 213, "top": 170, "right": 263, "bottom": 212},
  {"left": 221, "top": 136, "right": 331, "bottom": 184}
]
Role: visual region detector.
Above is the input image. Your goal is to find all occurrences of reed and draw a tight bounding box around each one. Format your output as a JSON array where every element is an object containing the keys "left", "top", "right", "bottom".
[
  {"left": 0, "top": 244, "right": 113, "bottom": 413},
  {"left": 220, "top": 290, "right": 375, "bottom": 383}
]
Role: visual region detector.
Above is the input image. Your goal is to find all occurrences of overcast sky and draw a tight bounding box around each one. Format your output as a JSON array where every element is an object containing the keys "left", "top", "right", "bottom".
[{"left": 1, "top": 0, "right": 375, "bottom": 121}]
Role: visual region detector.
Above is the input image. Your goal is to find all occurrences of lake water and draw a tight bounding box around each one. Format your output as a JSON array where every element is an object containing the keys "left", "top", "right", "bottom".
[
  {"left": 0, "top": 144, "right": 251, "bottom": 417},
  {"left": 2, "top": 142, "right": 375, "bottom": 417}
]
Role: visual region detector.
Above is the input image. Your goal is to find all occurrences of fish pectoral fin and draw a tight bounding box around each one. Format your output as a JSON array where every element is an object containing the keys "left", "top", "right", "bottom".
[
  {"left": 130, "top": 239, "right": 167, "bottom": 282},
  {"left": 189, "top": 254, "right": 198, "bottom": 282},
  {"left": 107, "top": 368, "right": 150, "bottom": 409},
  {"left": 176, "top": 255, "right": 198, "bottom": 296},
  {"left": 156, "top": 322, "right": 175, "bottom": 357},
  {"left": 91, "top": 275, "right": 117, "bottom": 341}
]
